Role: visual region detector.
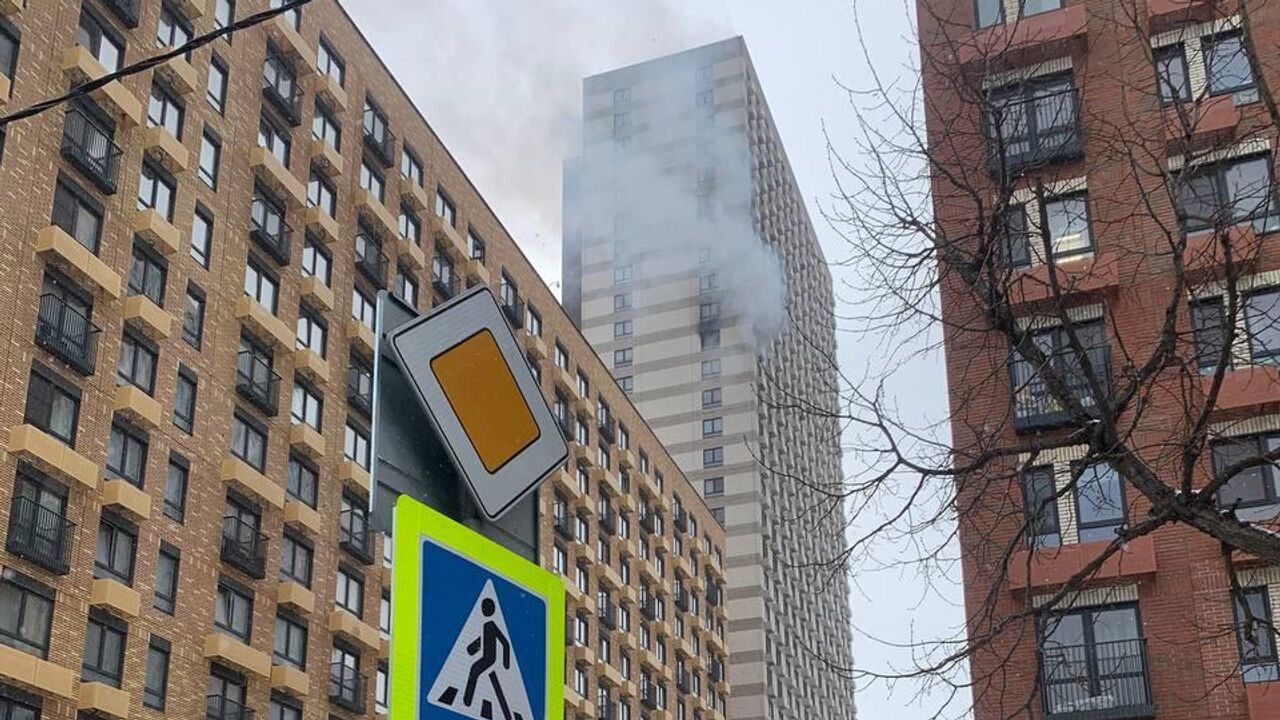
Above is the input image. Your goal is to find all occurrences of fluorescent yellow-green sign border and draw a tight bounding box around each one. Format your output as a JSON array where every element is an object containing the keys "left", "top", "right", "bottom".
[{"left": 390, "top": 495, "right": 566, "bottom": 720}]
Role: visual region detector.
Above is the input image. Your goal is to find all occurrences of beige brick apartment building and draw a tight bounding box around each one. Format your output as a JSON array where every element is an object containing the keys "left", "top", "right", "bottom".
[{"left": 0, "top": 1, "right": 728, "bottom": 719}]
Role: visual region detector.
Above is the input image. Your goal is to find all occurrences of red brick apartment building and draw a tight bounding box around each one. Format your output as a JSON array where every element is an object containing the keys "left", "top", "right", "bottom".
[
  {"left": 0, "top": 1, "right": 728, "bottom": 719},
  {"left": 918, "top": 0, "right": 1280, "bottom": 719}
]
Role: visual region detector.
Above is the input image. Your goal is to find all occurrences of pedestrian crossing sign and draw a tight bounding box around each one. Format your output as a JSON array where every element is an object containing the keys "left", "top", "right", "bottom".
[{"left": 391, "top": 496, "right": 565, "bottom": 720}]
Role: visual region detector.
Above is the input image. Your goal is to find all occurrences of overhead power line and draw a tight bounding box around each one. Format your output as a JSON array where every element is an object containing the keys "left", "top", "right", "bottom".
[{"left": 0, "top": 0, "right": 314, "bottom": 130}]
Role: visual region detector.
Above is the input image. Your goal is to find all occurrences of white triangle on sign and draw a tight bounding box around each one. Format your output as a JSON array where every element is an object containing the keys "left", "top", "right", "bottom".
[{"left": 428, "top": 580, "right": 538, "bottom": 720}]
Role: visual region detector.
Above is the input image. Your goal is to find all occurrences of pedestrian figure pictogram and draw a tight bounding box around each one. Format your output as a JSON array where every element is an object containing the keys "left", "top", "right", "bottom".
[{"left": 428, "top": 580, "right": 535, "bottom": 720}]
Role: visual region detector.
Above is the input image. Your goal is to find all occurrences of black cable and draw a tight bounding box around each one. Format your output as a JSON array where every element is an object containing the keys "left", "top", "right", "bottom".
[{"left": 0, "top": 0, "right": 315, "bottom": 129}]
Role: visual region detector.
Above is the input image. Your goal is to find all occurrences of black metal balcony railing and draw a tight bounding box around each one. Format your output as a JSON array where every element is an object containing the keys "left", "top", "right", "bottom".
[
  {"left": 262, "top": 55, "right": 302, "bottom": 126},
  {"left": 432, "top": 275, "right": 455, "bottom": 299},
  {"left": 598, "top": 702, "right": 616, "bottom": 720},
  {"left": 206, "top": 695, "right": 255, "bottom": 720},
  {"left": 221, "top": 515, "right": 268, "bottom": 579},
  {"left": 640, "top": 512, "right": 657, "bottom": 536},
  {"left": 103, "top": 0, "right": 140, "bottom": 27},
  {"left": 673, "top": 508, "right": 689, "bottom": 533},
  {"left": 553, "top": 511, "right": 574, "bottom": 541},
  {"left": 250, "top": 197, "right": 293, "bottom": 265},
  {"left": 61, "top": 108, "right": 123, "bottom": 194},
  {"left": 339, "top": 508, "right": 373, "bottom": 564},
  {"left": 706, "top": 586, "right": 721, "bottom": 607},
  {"left": 501, "top": 299, "right": 524, "bottom": 330},
  {"left": 6, "top": 496, "right": 75, "bottom": 575},
  {"left": 36, "top": 293, "right": 100, "bottom": 376},
  {"left": 675, "top": 588, "right": 690, "bottom": 613},
  {"left": 1039, "top": 638, "right": 1154, "bottom": 720},
  {"left": 709, "top": 659, "right": 724, "bottom": 683},
  {"left": 355, "top": 234, "right": 389, "bottom": 287},
  {"left": 986, "top": 90, "right": 1084, "bottom": 174},
  {"left": 362, "top": 109, "right": 395, "bottom": 167},
  {"left": 347, "top": 366, "right": 373, "bottom": 416},
  {"left": 677, "top": 670, "right": 691, "bottom": 694},
  {"left": 1012, "top": 346, "right": 1110, "bottom": 432},
  {"left": 641, "top": 688, "right": 659, "bottom": 711},
  {"left": 640, "top": 597, "right": 658, "bottom": 621},
  {"left": 598, "top": 600, "right": 617, "bottom": 629},
  {"left": 236, "top": 351, "right": 282, "bottom": 417},
  {"left": 556, "top": 414, "right": 574, "bottom": 442},
  {"left": 329, "top": 663, "right": 367, "bottom": 713},
  {"left": 599, "top": 507, "right": 617, "bottom": 536},
  {"left": 598, "top": 417, "right": 617, "bottom": 444}
]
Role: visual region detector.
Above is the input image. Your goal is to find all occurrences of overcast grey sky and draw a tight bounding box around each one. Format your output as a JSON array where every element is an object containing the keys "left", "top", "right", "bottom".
[{"left": 343, "top": 2, "right": 964, "bottom": 718}]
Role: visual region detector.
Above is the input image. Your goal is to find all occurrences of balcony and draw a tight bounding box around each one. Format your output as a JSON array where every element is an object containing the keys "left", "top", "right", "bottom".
[
  {"left": 640, "top": 597, "right": 658, "bottom": 621},
  {"left": 598, "top": 600, "right": 617, "bottom": 629},
  {"left": 673, "top": 507, "right": 689, "bottom": 533},
  {"left": 236, "top": 296, "right": 295, "bottom": 350},
  {"left": 432, "top": 273, "right": 456, "bottom": 299},
  {"left": 141, "top": 125, "right": 190, "bottom": 174},
  {"left": 553, "top": 511, "right": 574, "bottom": 541},
  {"left": 986, "top": 91, "right": 1083, "bottom": 175},
  {"left": 6, "top": 496, "right": 74, "bottom": 574},
  {"left": 1165, "top": 94, "right": 1240, "bottom": 148},
  {"left": 206, "top": 696, "right": 255, "bottom": 720},
  {"left": 61, "top": 108, "right": 122, "bottom": 194},
  {"left": 1040, "top": 638, "right": 1154, "bottom": 720},
  {"left": 675, "top": 588, "right": 690, "bottom": 613},
  {"left": 249, "top": 147, "right": 306, "bottom": 207},
  {"left": 1012, "top": 346, "right": 1110, "bottom": 431},
  {"left": 355, "top": 234, "right": 389, "bottom": 287},
  {"left": 677, "top": 670, "right": 691, "bottom": 694},
  {"left": 1008, "top": 252, "right": 1120, "bottom": 308},
  {"left": 1148, "top": 0, "right": 1218, "bottom": 26},
  {"left": 640, "top": 512, "right": 657, "bottom": 536},
  {"left": 250, "top": 197, "right": 293, "bottom": 265},
  {"left": 347, "top": 365, "right": 373, "bottom": 416},
  {"left": 236, "top": 350, "right": 282, "bottom": 416},
  {"left": 641, "top": 688, "right": 659, "bottom": 711},
  {"left": 706, "top": 585, "right": 721, "bottom": 607},
  {"left": 339, "top": 508, "right": 374, "bottom": 564},
  {"left": 599, "top": 507, "right": 617, "bottom": 535},
  {"left": 1009, "top": 536, "right": 1157, "bottom": 591},
  {"left": 501, "top": 299, "right": 524, "bottom": 330},
  {"left": 956, "top": 3, "right": 1087, "bottom": 66},
  {"left": 221, "top": 515, "right": 268, "bottom": 579},
  {"left": 61, "top": 47, "right": 142, "bottom": 126},
  {"left": 266, "top": 15, "right": 316, "bottom": 74},
  {"left": 362, "top": 110, "right": 395, "bottom": 167},
  {"left": 598, "top": 416, "right": 617, "bottom": 444},
  {"left": 35, "top": 293, "right": 100, "bottom": 375},
  {"left": 35, "top": 225, "right": 121, "bottom": 299},
  {"left": 709, "top": 659, "right": 724, "bottom": 683},
  {"left": 329, "top": 663, "right": 367, "bottom": 713},
  {"left": 262, "top": 54, "right": 302, "bottom": 126}
]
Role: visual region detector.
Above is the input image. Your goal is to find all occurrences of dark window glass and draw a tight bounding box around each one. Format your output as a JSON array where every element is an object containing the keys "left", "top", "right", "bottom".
[
  {"left": 984, "top": 73, "right": 1079, "bottom": 169},
  {"left": 280, "top": 532, "right": 313, "bottom": 587},
  {"left": 128, "top": 243, "right": 167, "bottom": 304},
  {"left": 274, "top": 613, "right": 308, "bottom": 669},
  {"left": 1072, "top": 463, "right": 1125, "bottom": 543},
  {"left": 1179, "top": 154, "right": 1277, "bottom": 234},
  {"left": 137, "top": 162, "right": 176, "bottom": 221},
  {"left": 191, "top": 206, "right": 213, "bottom": 267},
  {"left": 82, "top": 612, "right": 126, "bottom": 686},
  {"left": 117, "top": 332, "right": 157, "bottom": 393},
  {"left": 199, "top": 131, "right": 221, "bottom": 188},
  {"left": 336, "top": 566, "right": 364, "bottom": 616},
  {"left": 183, "top": 284, "right": 205, "bottom": 348},
  {"left": 52, "top": 177, "right": 103, "bottom": 252},
  {"left": 1038, "top": 604, "right": 1143, "bottom": 716},
  {"left": 106, "top": 422, "right": 148, "bottom": 487},
  {"left": 144, "top": 638, "right": 170, "bottom": 709},
  {"left": 0, "top": 569, "right": 54, "bottom": 657},
  {"left": 94, "top": 515, "right": 136, "bottom": 583},
  {"left": 164, "top": 456, "right": 188, "bottom": 522},
  {"left": 1190, "top": 298, "right": 1229, "bottom": 372},
  {"left": 215, "top": 580, "right": 253, "bottom": 641},
  {"left": 146, "top": 83, "right": 184, "bottom": 139},
  {"left": 207, "top": 55, "right": 228, "bottom": 112},
  {"left": 1246, "top": 289, "right": 1280, "bottom": 365},
  {"left": 287, "top": 455, "right": 318, "bottom": 507},
  {"left": 1155, "top": 44, "right": 1191, "bottom": 104},
  {"left": 1235, "top": 587, "right": 1280, "bottom": 682},
  {"left": 1214, "top": 433, "right": 1280, "bottom": 509},
  {"left": 1204, "top": 32, "right": 1255, "bottom": 95},
  {"left": 1023, "top": 466, "right": 1061, "bottom": 547},
  {"left": 24, "top": 366, "right": 80, "bottom": 446},
  {"left": 154, "top": 544, "right": 179, "bottom": 613},
  {"left": 77, "top": 8, "right": 123, "bottom": 72},
  {"left": 230, "top": 413, "right": 267, "bottom": 471}
]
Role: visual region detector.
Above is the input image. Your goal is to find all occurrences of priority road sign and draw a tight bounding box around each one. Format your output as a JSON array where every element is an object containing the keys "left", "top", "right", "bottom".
[
  {"left": 392, "top": 495, "right": 564, "bottom": 720},
  {"left": 385, "top": 286, "right": 568, "bottom": 521}
]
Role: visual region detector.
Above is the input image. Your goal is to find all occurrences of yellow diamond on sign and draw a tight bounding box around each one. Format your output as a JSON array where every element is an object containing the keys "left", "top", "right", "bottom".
[{"left": 431, "top": 329, "right": 540, "bottom": 473}]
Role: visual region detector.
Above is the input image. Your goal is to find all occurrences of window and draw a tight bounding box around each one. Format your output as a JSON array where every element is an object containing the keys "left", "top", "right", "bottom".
[
  {"left": 700, "top": 272, "right": 719, "bottom": 293},
  {"left": 360, "top": 160, "right": 385, "bottom": 202},
  {"left": 614, "top": 293, "right": 632, "bottom": 311},
  {"left": 703, "top": 477, "right": 724, "bottom": 497},
  {"left": 577, "top": 372, "right": 589, "bottom": 398},
  {"left": 336, "top": 567, "right": 364, "bottom": 616},
  {"left": 345, "top": 420, "right": 371, "bottom": 470},
  {"left": 302, "top": 238, "right": 331, "bottom": 285},
  {"left": 307, "top": 170, "right": 336, "bottom": 216},
  {"left": 268, "top": 0, "right": 301, "bottom": 28},
  {"left": 1071, "top": 463, "right": 1126, "bottom": 543},
  {"left": 1204, "top": 31, "right": 1255, "bottom": 96},
  {"left": 258, "top": 114, "right": 291, "bottom": 165},
  {"left": 400, "top": 207, "right": 421, "bottom": 244},
  {"left": 190, "top": 206, "right": 213, "bottom": 267},
  {"left": 291, "top": 381, "right": 323, "bottom": 430},
  {"left": 128, "top": 242, "right": 167, "bottom": 304},
  {"left": 51, "top": 176, "right": 103, "bottom": 252},
  {"left": 95, "top": 514, "right": 136, "bottom": 584},
  {"left": 207, "top": 55, "right": 228, "bottom": 112},
  {"left": 183, "top": 284, "right": 205, "bottom": 348},
  {"left": 1009, "top": 320, "right": 1108, "bottom": 422},
  {"left": 271, "top": 697, "right": 302, "bottom": 720},
  {"left": 376, "top": 662, "right": 389, "bottom": 713},
  {"left": 700, "top": 327, "right": 720, "bottom": 350},
  {"left": 352, "top": 287, "right": 376, "bottom": 329},
  {"left": 619, "top": 376, "right": 634, "bottom": 393},
  {"left": 244, "top": 258, "right": 279, "bottom": 313},
  {"left": 83, "top": 611, "right": 126, "bottom": 687},
  {"left": 214, "top": 0, "right": 234, "bottom": 30},
  {"left": 117, "top": 332, "right": 157, "bottom": 393},
  {"left": 198, "top": 130, "right": 221, "bottom": 188},
  {"left": 280, "top": 531, "right": 313, "bottom": 587},
  {"left": 311, "top": 100, "right": 342, "bottom": 155},
  {"left": 286, "top": 455, "right": 318, "bottom": 508},
  {"left": 231, "top": 413, "right": 267, "bottom": 471},
  {"left": 436, "top": 189, "right": 457, "bottom": 226},
  {"left": 702, "top": 387, "right": 722, "bottom": 408},
  {"left": 1022, "top": 466, "right": 1060, "bottom": 547},
  {"left": 397, "top": 268, "right": 419, "bottom": 307},
  {"left": 1004, "top": 192, "right": 1092, "bottom": 267},
  {"left": 173, "top": 368, "right": 196, "bottom": 433},
  {"left": 702, "top": 417, "right": 723, "bottom": 438},
  {"left": 1235, "top": 587, "right": 1280, "bottom": 682},
  {"left": 363, "top": 99, "right": 392, "bottom": 155},
  {"left": 147, "top": 83, "right": 184, "bottom": 139},
  {"left": 0, "top": 569, "right": 53, "bottom": 657},
  {"left": 107, "top": 422, "right": 148, "bottom": 486},
  {"left": 402, "top": 147, "right": 423, "bottom": 184},
  {"left": 1213, "top": 432, "right": 1280, "bottom": 509},
  {"left": 1246, "top": 289, "right": 1280, "bottom": 365},
  {"left": 703, "top": 447, "right": 723, "bottom": 468},
  {"left": 164, "top": 455, "right": 188, "bottom": 522},
  {"left": 527, "top": 306, "right": 543, "bottom": 336},
  {"left": 78, "top": 8, "right": 123, "bottom": 72},
  {"left": 701, "top": 359, "right": 721, "bottom": 378},
  {"left": 1038, "top": 604, "right": 1143, "bottom": 716},
  {"left": 614, "top": 320, "right": 633, "bottom": 338},
  {"left": 614, "top": 265, "right": 633, "bottom": 284},
  {"left": 468, "top": 230, "right": 486, "bottom": 263},
  {"left": 24, "top": 365, "right": 80, "bottom": 446},
  {"left": 154, "top": 543, "right": 179, "bottom": 613},
  {"left": 274, "top": 613, "right": 308, "bottom": 669},
  {"left": 144, "top": 637, "right": 170, "bottom": 709},
  {"left": 215, "top": 580, "right": 253, "bottom": 641},
  {"left": 1190, "top": 298, "right": 1228, "bottom": 371},
  {"left": 138, "top": 162, "right": 176, "bottom": 221},
  {"left": 1179, "top": 154, "right": 1277, "bottom": 234},
  {"left": 614, "top": 348, "right": 633, "bottom": 368},
  {"left": 1155, "top": 45, "right": 1190, "bottom": 105},
  {"left": 985, "top": 73, "right": 1080, "bottom": 169},
  {"left": 1020, "top": 0, "right": 1062, "bottom": 18},
  {"left": 296, "top": 308, "right": 327, "bottom": 357},
  {"left": 317, "top": 38, "right": 345, "bottom": 85},
  {"left": 554, "top": 343, "right": 569, "bottom": 370}
]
